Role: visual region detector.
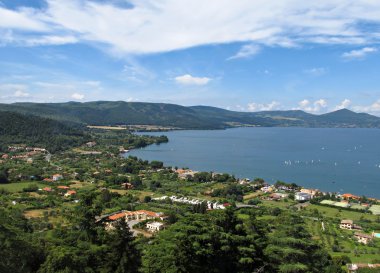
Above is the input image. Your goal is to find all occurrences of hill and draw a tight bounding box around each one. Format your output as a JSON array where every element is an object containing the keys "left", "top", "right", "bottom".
[
  {"left": 0, "top": 111, "right": 88, "bottom": 153},
  {"left": 0, "top": 101, "right": 379, "bottom": 129}
]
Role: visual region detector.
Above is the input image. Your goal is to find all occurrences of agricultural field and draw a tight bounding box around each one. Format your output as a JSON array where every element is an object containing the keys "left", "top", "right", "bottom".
[
  {"left": 305, "top": 204, "right": 378, "bottom": 222},
  {"left": 0, "top": 181, "right": 45, "bottom": 192},
  {"left": 369, "top": 205, "right": 380, "bottom": 215},
  {"left": 305, "top": 218, "right": 380, "bottom": 264}
]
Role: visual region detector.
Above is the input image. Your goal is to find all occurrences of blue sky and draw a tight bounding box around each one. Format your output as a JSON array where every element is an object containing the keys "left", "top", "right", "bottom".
[{"left": 0, "top": 0, "right": 380, "bottom": 115}]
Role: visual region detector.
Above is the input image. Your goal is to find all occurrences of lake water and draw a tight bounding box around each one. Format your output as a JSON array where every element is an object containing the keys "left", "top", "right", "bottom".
[{"left": 128, "top": 127, "right": 380, "bottom": 198}]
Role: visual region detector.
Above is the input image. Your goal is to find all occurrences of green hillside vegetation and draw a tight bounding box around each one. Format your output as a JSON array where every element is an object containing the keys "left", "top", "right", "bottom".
[
  {"left": 0, "top": 111, "right": 88, "bottom": 153},
  {"left": 1, "top": 101, "right": 380, "bottom": 129},
  {"left": 0, "top": 119, "right": 379, "bottom": 272}
]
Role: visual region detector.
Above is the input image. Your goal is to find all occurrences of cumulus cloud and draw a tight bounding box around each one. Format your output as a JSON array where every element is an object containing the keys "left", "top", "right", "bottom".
[
  {"left": 71, "top": 93, "right": 85, "bottom": 100},
  {"left": 175, "top": 74, "right": 211, "bottom": 86},
  {"left": 342, "top": 47, "right": 377, "bottom": 60},
  {"left": 353, "top": 100, "right": 380, "bottom": 115},
  {"left": 334, "top": 99, "right": 351, "bottom": 110},
  {"left": 247, "top": 101, "right": 281, "bottom": 112},
  {"left": 1, "top": 1, "right": 380, "bottom": 54},
  {"left": 227, "top": 44, "right": 261, "bottom": 60},
  {"left": 297, "top": 98, "right": 328, "bottom": 113}
]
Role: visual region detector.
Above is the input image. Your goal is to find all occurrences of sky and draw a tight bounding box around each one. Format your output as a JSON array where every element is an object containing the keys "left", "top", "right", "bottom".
[{"left": 0, "top": 0, "right": 380, "bottom": 115}]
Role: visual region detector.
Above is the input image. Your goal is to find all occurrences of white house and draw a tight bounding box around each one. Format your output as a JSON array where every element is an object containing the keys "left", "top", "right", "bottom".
[
  {"left": 354, "top": 232, "right": 373, "bottom": 245},
  {"left": 295, "top": 192, "right": 312, "bottom": 201},
  {"left": 52, "top": 174, "right": 63, "bottom": 181},
  {"left": 146, "top": 222, "right": 164, "bottom": 232}
]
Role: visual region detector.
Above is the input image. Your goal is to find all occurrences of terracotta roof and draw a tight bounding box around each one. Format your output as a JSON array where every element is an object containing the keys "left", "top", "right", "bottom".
[
  {"left": 66, "top": 190, "right": 76, "bottom": 195},
  {"left": 57, "top": 186, "right": 70, "bottom": 189},
  {"left": 109, "top": 212, "right": 126, "bottom": 221},
  {"left": 136, "top": 210, "right": 160, "bottom": 217},
  {"left": 43, "top": 187, "right": 52, "bottom": 192},
  {"left": 342, "top": 193, "right": 359, "bottom": 199},
  {"left": 354, "top": 232, "right": 373, "bottom": 239}
]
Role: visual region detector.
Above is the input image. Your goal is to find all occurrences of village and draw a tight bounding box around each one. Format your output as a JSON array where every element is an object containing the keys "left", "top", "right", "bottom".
[{"left": 1, "top": 133, "right": 380, "bottom": 273}]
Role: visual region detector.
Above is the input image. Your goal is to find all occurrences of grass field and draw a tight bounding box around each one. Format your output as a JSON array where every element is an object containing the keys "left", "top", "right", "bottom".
[
  {"left": 0, "top": 182, "right": 45, "bottom": 193},
  {"left": 24, "top": 208, "right": 52, "bottom": 218},
  {"left": 261, "top": 200, "right": 296, "bottom": 208},
  {"left": 243, "top": 192, "right": 263, "bottom": 200},
  {"left": 305, "top": 204, "right": 378, "bottom": 222}
]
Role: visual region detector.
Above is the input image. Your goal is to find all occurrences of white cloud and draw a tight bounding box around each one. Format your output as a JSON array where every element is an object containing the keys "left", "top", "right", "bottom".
[
  {"left": 0, "top": 6, "right": 48, "bottom": 31},
  {"left": 71, "top": 93, "right": 85, "bottom": 100},
  {"left": 304, "top": 67, "right": 327, "bottom": 76},
  {"left": 14, "top": 90, "right": 30, "bottom": 97},
  {"left": 353, "top": 100, "right": 380, "bottom": 115},
  {"left": 24, "top": 35, "right": 78, "bottom": 46},
  {"left": 175, "top": 74, "right": 211, "bottom": 86},
  {"left": 298, "top": 99, "right": 310, "bottom": 108},
  {"left": 0, "top": 83, "right": 32, "bottom": 101},
  {"left": 334, "top": 99, "right": 351, "bottom": 110},
  {"left": 297, "top": 98, "right": 328, "bottom": 113},
  {"left": 227, "top": 44, "right": 261, "bottom": 60},
  {"left": 1, "top": 1, "right": 380, "bottom": 54},
  {"left": 122, "top": 60, "right": 155, "bottom": 83},
  {"left": 342, "top": 47, "right": 377, "bottom": 59},
  {"left": 247, "top": 101, "right": 281, "bottom": 112}
]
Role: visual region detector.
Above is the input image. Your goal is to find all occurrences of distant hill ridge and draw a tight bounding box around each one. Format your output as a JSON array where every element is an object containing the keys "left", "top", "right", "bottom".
[{"left": 0, "top": 101, "right": 379, "bottom": 129}]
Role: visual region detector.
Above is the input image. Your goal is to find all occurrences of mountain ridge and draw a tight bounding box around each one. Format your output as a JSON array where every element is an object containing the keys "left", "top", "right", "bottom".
[{"left": 0, "top": 101, "right": 379, "bottom": 129}]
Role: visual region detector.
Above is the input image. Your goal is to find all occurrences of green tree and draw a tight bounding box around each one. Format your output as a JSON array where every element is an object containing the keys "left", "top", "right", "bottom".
[{"left": 104, "top": 218, "right": 141, "bottom": 273}]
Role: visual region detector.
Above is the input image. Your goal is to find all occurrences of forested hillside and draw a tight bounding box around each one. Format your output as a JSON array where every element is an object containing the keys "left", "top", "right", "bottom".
[
  {"left": 0, "top": 111, "right": 88, "bottom": 153},
  {"left": 1, "top": 101, "right": 379, "bottom": 129}
]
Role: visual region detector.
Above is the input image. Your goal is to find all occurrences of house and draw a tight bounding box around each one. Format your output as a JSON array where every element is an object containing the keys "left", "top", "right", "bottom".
[
  {"left": 300, "top": 188, "right": 320, "bottom": 197},
  {"left": 86, "top": 141, "right": 97, "bottom": 147},
  {"left": 340, "top": 219, "right": 353, "bottom": 229},
  {"left": 26, "top": 147, "right": 46, "bottom": 153},
  {"left": 52, "top": 174, "right": 63, "bottom": 181},
  {"left": 57, "top": 186, "right": 70, "bottom": 190},
  {"left": 267, "top": 193, "right": 282, "bottom": 201},
  {"left": 295, "top": 192, "right": 312, "bottom": 201},
  {"left": 146, "top": 222, "right": 164, "bottom": 232},
  {"left": 340, "top": 220, "right": 362, "bottom": 230},
  {"left": 42, "top": 187, "right": 52, "bottom": 192},
  {"left": 108, "top": 212, "right": 126, "bottom": 221},
  {"left": 175, "top": 169, "right": 198, "bottom": 179},
  {"left": 64, "top": 190, "right": 77, "bottom": 197},
  {"left": 342, "top": 193, "right": 360, "bottom": 200},
  {"left": 354, "top": 232, "right": 373, "bottom": 244},
  {"left": 347, "top": 264, "right": 380, "bottom": 273},
  {"left": 260, "top": 186, "right": 274, "bottom": 193},
  {"left": 108, "top": 210, "right": 164, "bottom": 222},
  {"left": 43, "top": 178, "right": 53, "bottom": 182},
  {"left": 239, "top": 178, "right": 251, "bottom": 185},
  {"left": 121, "top": 182, "right": 134, "bottom": 189},
  {"left": 267, "top": 192, "right": 289, "bottom": 200},
  {"left": 1, "top": 154, "right": 9, "bottom": 159}
]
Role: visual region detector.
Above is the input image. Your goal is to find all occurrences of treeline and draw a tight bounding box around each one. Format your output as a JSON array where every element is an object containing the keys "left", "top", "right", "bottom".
[
  {"left": 0, "top": 191, "right": 345, "bottom": 273},
  {"left": 0, "top": 111, "right": 89, "bottom": 153}
]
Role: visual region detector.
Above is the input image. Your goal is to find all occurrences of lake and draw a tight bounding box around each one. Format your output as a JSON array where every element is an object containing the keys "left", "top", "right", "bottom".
[{"left": 128, "top": 127, "right": 380, "bottom": 198}]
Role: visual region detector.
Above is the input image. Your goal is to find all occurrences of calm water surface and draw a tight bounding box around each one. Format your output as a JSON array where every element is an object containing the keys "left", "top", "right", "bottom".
[{"left": 129, "top": 128, "right": 380, "bottom": 198}]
